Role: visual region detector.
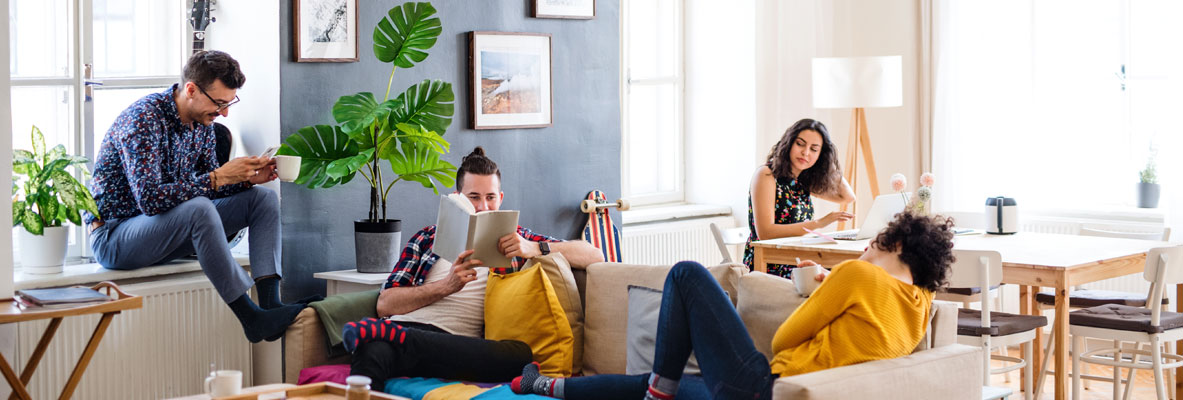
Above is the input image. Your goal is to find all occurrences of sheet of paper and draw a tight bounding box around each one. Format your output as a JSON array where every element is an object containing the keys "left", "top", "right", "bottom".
[{"left": 802, "top": 236, "right": 838, "bottom": 245}]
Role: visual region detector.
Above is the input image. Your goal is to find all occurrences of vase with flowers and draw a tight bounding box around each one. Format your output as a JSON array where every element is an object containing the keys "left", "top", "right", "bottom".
[{"left": 889, "top": 172, "right": 934, "bottom": 216}]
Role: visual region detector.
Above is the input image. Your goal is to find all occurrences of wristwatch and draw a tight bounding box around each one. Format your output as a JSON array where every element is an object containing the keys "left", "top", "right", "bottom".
[{"left": 539, "top": 241, "right": 551, "bottom": 256}]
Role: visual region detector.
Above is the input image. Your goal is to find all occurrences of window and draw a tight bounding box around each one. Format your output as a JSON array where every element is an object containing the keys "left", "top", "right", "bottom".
[
  {"left": 621, "top": 0, "right": 684, "bottom": 205},
  {"left": 931, "top": 0, "right": 1183, "bottom": 212},
  {"left": 10, "top": 0, "right": 186, "bottom": 261}
]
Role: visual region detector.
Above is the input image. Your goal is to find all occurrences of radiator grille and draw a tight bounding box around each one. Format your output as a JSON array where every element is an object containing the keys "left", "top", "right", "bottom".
[
  {"left": 621, "top": 216, "right": 738, "bottom": 266},
  {"left": 14, "top": 274, "right": 252, "bottom": 399}
]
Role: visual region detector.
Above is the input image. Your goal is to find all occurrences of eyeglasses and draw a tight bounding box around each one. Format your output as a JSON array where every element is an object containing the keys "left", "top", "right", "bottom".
[{"left": 196, "top": 85, "right": 240, "bottom": 112}]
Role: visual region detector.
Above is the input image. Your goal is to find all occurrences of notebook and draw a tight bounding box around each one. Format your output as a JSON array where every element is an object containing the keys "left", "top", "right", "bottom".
[{"left": 15, "top": 287, "right": 110, "bottom": 306}]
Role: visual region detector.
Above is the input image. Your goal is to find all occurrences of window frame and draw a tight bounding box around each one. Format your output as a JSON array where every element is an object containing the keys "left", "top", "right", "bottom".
[{"left": 620, "top": 0, "right": 686, "bottom": 206}]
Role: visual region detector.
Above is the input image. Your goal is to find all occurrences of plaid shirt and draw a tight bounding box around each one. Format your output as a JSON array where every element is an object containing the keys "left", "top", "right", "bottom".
[
  {"left": 384, "top": 224, "right": 561, "bottom": 289},
  {"left": 86, "top": 84, "right": 248, "bottom": 224}
]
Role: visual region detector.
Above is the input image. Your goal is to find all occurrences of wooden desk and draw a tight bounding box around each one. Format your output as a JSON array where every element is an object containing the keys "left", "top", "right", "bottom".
[
  {"left": 0, "top": 281, "right": 142, "bottom": 400},
  {"left": 752, "top": 232, "right": 1173, "bottom": 400}
]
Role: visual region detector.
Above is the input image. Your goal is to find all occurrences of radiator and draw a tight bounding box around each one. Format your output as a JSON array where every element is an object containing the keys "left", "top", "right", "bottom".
[
  {"left": 14, "top": 273, "right": 252, "bottom": 399},
  {"left": 621, "top": 216, "right": 738, "bottom": 266}
]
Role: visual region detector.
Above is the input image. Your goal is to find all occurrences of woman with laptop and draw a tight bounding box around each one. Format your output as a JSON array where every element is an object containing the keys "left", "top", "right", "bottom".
[
  {"left": 744, "top": 118, "right": 855, "bottom": 277},
  {"left": 510, "top": 212, "right": 956, "bottom": 400}
]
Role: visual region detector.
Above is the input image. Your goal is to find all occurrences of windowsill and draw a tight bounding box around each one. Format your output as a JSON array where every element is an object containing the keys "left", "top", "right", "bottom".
[
  {"left": 1023, "top": 204, "right": 1165, "bottom": 224},
  {"left": 621, "top": 203, "right": 732, "bottom": 225},
  {"left": 14, "top": 256, "right": 249, "bottom": 291}
]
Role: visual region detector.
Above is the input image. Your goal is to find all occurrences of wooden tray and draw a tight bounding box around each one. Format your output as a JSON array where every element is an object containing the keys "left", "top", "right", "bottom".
[{"left": 217, "top": 382, "right": 406, "bottom": 400}]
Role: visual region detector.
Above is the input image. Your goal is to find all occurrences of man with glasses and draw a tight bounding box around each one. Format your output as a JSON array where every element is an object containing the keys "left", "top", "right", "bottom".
[{"left": 85, "top": 51, "right": 315, "bottom": 343}]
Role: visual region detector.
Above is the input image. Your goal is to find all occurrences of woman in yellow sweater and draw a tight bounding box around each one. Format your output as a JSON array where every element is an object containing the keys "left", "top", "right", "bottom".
[{"left": 512, "top": 212, "right": 955, "bottom": 400}]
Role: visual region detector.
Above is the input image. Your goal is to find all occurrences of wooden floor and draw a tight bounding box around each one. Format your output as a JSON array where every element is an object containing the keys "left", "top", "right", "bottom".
[{"left": 993, "top": 347, "right": 1167, "bottom": 399}]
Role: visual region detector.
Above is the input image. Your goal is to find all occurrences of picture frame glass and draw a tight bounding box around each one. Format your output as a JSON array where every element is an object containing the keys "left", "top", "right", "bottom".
[
  {"left": 472, "top": 33, "right": 552, "bottom": 129},
  {"left": 297, "top": 0, "right": 358, "bottom": 61},
  {"left": 535, "top": 0, "right": 595, "bottom": 18}
]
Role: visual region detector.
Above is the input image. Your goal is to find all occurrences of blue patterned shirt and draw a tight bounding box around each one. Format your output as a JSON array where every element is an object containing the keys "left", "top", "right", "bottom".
[{"left": 85, "top": 84, "right": 248, "bottom": 224}]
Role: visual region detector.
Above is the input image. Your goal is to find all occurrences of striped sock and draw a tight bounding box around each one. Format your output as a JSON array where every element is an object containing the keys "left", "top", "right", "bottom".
[
  {"left": 342, "top": 317, "right": 409, "bottom": 353},
  {"left": 511, "top": 362, "right": 564, "bottom": 398},
  {"left": 644, "top": 373, "right": 677, "bottom": 400}
]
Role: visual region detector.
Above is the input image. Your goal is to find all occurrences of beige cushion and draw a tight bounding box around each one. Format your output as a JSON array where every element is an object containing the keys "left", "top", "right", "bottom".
[
  {"left": 772, "top": 344, "right": 983, "bottom": 400},
  {"left": 524, "top": 254, "right": 585, "bottom": 374},
  {"left": 736, "top": 272, "right": 804, "bottom": 361},
  {"left": 581, "top": 262, "right": 744, "bottom": 375}
]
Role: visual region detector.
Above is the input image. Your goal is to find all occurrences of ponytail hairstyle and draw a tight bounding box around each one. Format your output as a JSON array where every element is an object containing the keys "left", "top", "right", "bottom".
[
  {"left": 456, "top": 146, "right": 501, "bottom": 191},
  {"left": 765, "top": 118, "right": 841, "bottom": 194}
]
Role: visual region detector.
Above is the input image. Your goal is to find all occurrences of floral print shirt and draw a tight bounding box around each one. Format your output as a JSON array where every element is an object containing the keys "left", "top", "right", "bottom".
[
  {"left": 85, "top": 84, "right": 248, "bottom": 224},
  {"left": 744, "top": 176, "right": 813, "bottom": 278}
]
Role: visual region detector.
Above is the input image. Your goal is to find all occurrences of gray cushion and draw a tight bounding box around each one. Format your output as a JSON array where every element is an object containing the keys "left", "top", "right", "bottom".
[
  {"left": 626, "top": 285, "right": 701, "bottom": 375},
  {"left": 1069, "top": 304, "right": 1183, "bottom": 334},
  {"left": 1035, "top": 289, "right": 1167, "bottom": 308},
  {"left": 956, "top": 309, "right": 1047, "bottom": 337}
]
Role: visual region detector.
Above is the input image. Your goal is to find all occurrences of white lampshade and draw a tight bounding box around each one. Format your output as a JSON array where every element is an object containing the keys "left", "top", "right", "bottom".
[{"left": 811, "top": 56, "right": 903, "bottom": 109}]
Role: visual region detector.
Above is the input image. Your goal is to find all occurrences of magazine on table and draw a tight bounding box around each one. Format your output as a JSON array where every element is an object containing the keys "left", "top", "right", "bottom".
[
  {"left": 14, "top": 287, "right": 110, "bottom": 309},
  {"left": 434, "top": 193, "right": 520, "bottom": 270}
]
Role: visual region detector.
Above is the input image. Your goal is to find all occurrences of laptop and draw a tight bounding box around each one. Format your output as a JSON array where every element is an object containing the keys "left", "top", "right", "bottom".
[{"left": 830, "top": 193, "right": 911, "bottom": 240}]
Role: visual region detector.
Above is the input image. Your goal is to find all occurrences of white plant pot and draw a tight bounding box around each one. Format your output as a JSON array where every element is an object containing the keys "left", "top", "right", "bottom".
[{"left": 18, "top": 225, "right": 69, "bottom": 274}]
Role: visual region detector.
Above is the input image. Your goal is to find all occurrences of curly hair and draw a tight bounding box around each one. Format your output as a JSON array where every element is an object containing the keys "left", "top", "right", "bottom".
[
  {"left": 766, "top": 118, "right": 841, "bottom": 194},
  {"left": 870, "top": 212, "right": 956, "bottom": 292},
  {"left": 456, "top": 146, "right": 501, "bottom": 191},
  {"left": 183, "top": 50, "right": 245, "bottom": 90}
]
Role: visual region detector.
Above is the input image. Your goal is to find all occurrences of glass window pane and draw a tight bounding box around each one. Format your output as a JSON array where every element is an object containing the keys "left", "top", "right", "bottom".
[
  {"left": 9, "top": 0, "right": 72, "bottom": 78},
  {"left": 93, "top": 0, "right": 184, "bottom": 78},
  {"left": 627, "top": 0, "right": 678, "bottom": 80},
  {"left": 627, "top": 84, "right": 679, "bottom": 196},
  {"left": 92, "top": 86, "right": 165, "bottom": 159},
  {"left": 11, "top": 86, "right": 75, "bottom": 154}
]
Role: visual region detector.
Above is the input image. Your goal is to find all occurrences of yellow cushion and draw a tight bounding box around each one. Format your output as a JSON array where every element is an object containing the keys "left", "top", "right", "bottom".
[
  {"left": 524, "top": 254, "right": 585, "bottom": 374},
  {"left": 486, "top": 263, "right": 575, "bottom": 376}
]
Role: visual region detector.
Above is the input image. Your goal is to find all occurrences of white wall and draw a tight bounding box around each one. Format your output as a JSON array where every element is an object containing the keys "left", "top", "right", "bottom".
[
  {"left": 1, "top": 1, "right": 16, "bottom": 397},
  {"left": 684, "top": 1, "right": 758, "bottom": 225},
  {"left": 206, "top": 1, "right": 281, "bottom": 194},
  {"left": 753, "top": 0, "right": 921, "bottom": 227}
]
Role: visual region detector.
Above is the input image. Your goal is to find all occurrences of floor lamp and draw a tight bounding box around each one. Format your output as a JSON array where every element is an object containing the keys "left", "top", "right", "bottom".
[{"left": 811, "top": 56, "right": 903, "bottom": 230}]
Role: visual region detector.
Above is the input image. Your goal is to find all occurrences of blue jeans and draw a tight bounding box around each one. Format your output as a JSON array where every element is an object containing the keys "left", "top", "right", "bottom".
[
  {"left": 566, "top": 261, "right": 775, "bottom": 400},
  {"left": 89, "top": 187, "right": 281, "bottom": 303}
]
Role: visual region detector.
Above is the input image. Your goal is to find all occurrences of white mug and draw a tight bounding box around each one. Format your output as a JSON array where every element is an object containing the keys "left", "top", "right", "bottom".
[
  {"left": 274, "top": 155, "right": 302, "bottom": 182},
  {"left": 205, "top": 369, "right": 242, "bottom": 397},
  {"left": 791, "top": 265, "right": 825, "bottom": 297}
]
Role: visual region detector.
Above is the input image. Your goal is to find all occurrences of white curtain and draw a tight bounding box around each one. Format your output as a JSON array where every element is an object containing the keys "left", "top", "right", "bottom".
[{"left": 928, "top": 0, "right": 1182, "bottom": 223}]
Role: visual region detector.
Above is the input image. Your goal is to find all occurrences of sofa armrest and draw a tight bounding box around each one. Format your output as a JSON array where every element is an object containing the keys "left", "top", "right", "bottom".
[
  {"left": 282, "top": 307, "right": 352, "bottom": 383},
  {"left": 772, "top": 344, "right": 983, "bottom": 400}
]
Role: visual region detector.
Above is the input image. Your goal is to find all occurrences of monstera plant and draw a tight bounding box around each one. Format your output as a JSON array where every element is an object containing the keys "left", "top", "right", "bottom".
[
  {"left": 12, "top": 125, "right": 100, "bottom": 273},
  {"left": 279, "top": 1, "right": 456, "bottom": 272}
]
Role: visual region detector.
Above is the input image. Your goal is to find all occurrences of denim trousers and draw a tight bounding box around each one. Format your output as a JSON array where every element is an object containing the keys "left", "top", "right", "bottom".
[
  {"left": 565, "top": 261, "right": 775, "bottom": 400},
  {"left": 89, "top": 186, "right": 280, "bottom": 303}
]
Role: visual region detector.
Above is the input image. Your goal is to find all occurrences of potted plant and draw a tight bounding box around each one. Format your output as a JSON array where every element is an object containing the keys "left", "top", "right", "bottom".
[
  {"left": 1137, "top": 147, "right": 1160, "bottom": 208},
  {"left": 11, "top": 125, "right": 100, "bottom": 274},
  {"left": 280, "top": 1, "right": 456, "bottom": 273}
]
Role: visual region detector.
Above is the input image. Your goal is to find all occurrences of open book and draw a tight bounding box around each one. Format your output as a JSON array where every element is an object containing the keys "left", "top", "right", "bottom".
[{"left": 434, "top": 193, "right": 520, "bottom": 270}]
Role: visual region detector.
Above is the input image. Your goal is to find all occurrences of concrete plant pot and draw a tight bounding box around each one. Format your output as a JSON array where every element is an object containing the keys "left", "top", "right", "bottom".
[
  {"left": 1137, "top": 182, "right": 1160, "bottom": 208},
  {"left": 19, "top": 225, "right": 69, "bottom": 274},
  {"left": 354, "top": 219, "right": 402, "bottom": 273}
]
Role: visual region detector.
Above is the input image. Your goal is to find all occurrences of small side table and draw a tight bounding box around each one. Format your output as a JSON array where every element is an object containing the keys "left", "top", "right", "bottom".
[
  {"left": 313, "top": 270, "right": 388, "bottom": 296},
  {"left": 0, "top": 281, "right": 142, "bottom": 400}
]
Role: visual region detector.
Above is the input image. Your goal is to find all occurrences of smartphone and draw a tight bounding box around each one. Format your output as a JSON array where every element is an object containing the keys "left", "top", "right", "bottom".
[{"left": 259, "top": 146, "right": 280, "bottom": 158}]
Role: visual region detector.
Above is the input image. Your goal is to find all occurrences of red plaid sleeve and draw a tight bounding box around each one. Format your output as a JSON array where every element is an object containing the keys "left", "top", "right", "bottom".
[{"left": 384, "top": 225, "right": 438, "bottom": 289}]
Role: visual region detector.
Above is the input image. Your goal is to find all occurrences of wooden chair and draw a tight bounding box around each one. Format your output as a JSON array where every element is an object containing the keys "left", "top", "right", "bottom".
[
  {"left": 951, "top": 249, "right": 1047, "bottom": 400},
  {"left": 709, "top": 222, "right": 747, "bottom": 264},
  {"left": 1069, "top": 244, "right": 1183, "bottom": 400}
]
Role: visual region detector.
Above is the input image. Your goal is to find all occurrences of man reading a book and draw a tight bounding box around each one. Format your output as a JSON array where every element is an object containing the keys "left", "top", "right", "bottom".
[
  {"left": 84, "top": 51, "right": 314, "bottom": 344},
  {"left": 347, "top": 146, "right": 603, "bottom": 383}
]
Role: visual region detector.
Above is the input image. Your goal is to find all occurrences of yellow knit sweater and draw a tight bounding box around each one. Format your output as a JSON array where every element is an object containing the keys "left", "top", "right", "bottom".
[{"left": 769, "top": 260, "right": 934, "bottom": 377}]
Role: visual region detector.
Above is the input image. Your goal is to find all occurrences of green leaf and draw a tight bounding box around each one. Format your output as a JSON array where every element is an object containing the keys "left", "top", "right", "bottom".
[
  {"left": 389, "top": 80, "right": 454, "bottom": 138},
  {"left": 393, "top": 123, "right": 449, "bottom": 155},
  {"left": 47, "top": 144, "right": 67, "bottom": 162},
  {"left": 30, "top": 125, "right": 45, "bottom": 161},
  {"left": 12, "top": 200, "right": 25, "bottom": 227},
  {"left": 22, "top": 209, "right": 43, "bottom": 235},
  {"left": 373, "top": 2, "right": 441, "bottom": 68},
  {"left": 38, "top": 195, "right": 58, "bottom": 227},
  {"left": 386, "top": 142, "right": 457, "bottom": 194},
  {"left": 332, "top": 92, "right": 400, "bottom": 136},
  {"left": 279, "top": 125, "right": 363, "bottom": 189},
  {"left": 327, "top": 148, "right": 374, "bottom": 179},
  {"left": 35, "top": 158, "right": 71, "bottom": 186},
  {"left": 64, "top": 205, "right": 81, "bottom": 226}
]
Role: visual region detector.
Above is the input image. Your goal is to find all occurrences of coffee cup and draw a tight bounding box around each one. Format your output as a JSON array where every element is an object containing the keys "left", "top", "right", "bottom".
[
  {"left": 205, "top": 370, "right": 242, "bottom": 397},
  {"left": 274, "top": 155, "right": 301, "bottom": 182},
  {"left": 791, "top": 265, "right": 825, "bottom": 297}
]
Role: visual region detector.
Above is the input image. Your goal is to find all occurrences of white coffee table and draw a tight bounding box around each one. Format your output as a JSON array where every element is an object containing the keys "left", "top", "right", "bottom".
[{"left": 314, "top": 269, "right": 388, "bottom": 295}]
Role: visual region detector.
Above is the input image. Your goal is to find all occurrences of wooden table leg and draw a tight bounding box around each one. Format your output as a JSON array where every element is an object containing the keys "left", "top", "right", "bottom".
[
  {"left": 0, "top": 351, "right": 32, "bottom": 400},
  {"left": 754, "top": 248, "right": 767, "bottom": 273},
  {"left": 1053, "top": 284, "right": 1070, "bottom": 400},
  {"left": 59, "top": 312, "right": 116, "bottom": 400},
  {"left": 1020, "top": 285, "right": 1038, "bottom": 393},
  {"left": 16, "top": 317, "right": 61, "bottom": 389},
  {"left": 1177, "top": 283, "right": 1182, "bottom": 396}
]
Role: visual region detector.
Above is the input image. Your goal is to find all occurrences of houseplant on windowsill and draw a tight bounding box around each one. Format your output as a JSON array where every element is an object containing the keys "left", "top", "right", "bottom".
[
  {"left": 1137, "top": 148, "right": 1160, "bottom": 208},
  {"left": 11, "top": 125, "right": 100, "bottom": 274},
  {"left": 279, "top": 1, "right": 456, "bottom": 273}
]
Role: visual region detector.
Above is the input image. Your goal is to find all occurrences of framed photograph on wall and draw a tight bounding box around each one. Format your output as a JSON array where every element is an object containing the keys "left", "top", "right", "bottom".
[
  {"left": 533, "top": 0, "right": 595, "bottom": 19},
  {"left": 469, "top": 32, "right": 553, "bottom": 130},
  {"left": 293, "top": 0, "right": 359, "bottom": 62}
]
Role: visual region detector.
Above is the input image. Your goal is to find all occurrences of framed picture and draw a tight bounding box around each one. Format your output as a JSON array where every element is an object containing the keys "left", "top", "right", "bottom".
[
  {"left": 469, "top": 32, "right": 553, "bottom": 130},
  {"left": 532, "top": 0, "right": 595, "bottom": 19},
  {"left": 293, "top": 0, "right": 359, "bottom": 62}
]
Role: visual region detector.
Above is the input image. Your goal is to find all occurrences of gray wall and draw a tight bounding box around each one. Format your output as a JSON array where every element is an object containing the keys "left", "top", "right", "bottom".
[{"left": 279, "top": 1, "right": 621, "bottom": 299}]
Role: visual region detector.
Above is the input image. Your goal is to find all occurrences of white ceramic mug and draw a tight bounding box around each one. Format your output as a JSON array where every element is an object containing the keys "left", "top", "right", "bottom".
[
  {"left": 205, "top": 370, "right": 242, "bottom": 397},
  {"left": 791, "top": 265, "right": 825, "bottom": 297},
  {"left": 274, "top": 155, "right": 302, "bottom": 182}
]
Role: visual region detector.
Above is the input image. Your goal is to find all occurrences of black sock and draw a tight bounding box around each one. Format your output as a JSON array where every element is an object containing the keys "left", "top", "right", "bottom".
[
  {"left": 511, "top": 362, "right": 563, "bottom": 398},
  {"left": 227, "top": 294, "right": 305, "bottom": 343},
  {"left": 254, "top": 277, "right": 284, "bottom": 309}
]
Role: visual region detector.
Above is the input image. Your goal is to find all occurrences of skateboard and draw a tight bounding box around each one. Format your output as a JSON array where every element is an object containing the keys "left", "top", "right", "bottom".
[{"left": 580, "top": 190, "right": 629, "bottom": 263}]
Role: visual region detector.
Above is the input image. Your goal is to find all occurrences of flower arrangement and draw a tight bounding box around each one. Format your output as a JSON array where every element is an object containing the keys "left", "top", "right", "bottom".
[{"left": 889, "top": 172, "right": 934, "bottom": 215}]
